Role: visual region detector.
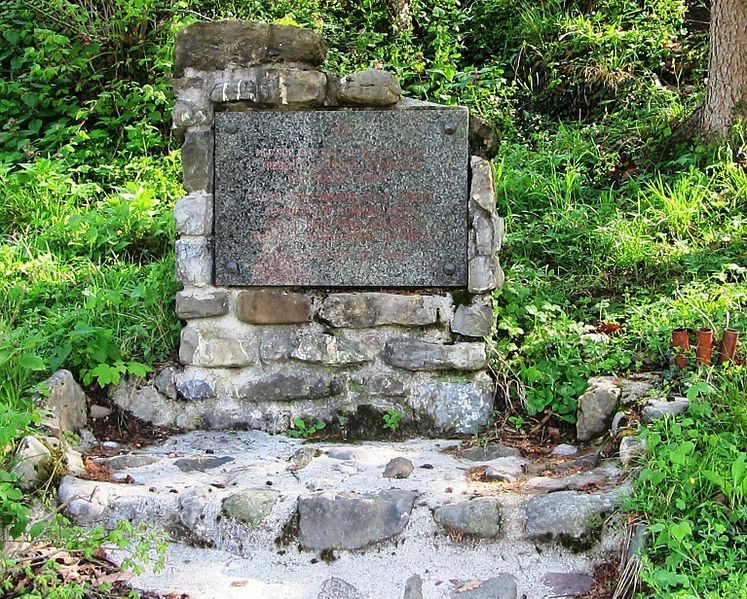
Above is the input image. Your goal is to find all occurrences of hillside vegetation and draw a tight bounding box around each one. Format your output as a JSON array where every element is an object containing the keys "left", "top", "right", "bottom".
[{"left": 1, "top": 0, "right": 746, "bottom": 596}]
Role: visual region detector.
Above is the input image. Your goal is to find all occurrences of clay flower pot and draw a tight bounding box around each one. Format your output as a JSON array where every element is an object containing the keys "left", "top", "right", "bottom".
[
  {"left": 672, "top": 328, "right": 690, "bottom": 368},
  {"left": 696, "top": 328, "right": 714, "bottom": 365},
  {"left": 718, "top": 329, "right": 739, "bottom": 365}
]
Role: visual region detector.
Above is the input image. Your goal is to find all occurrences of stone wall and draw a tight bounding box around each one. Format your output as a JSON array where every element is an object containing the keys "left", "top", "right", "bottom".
[{"left": 116, "top": 21, "right": 504, "bottom": 436}]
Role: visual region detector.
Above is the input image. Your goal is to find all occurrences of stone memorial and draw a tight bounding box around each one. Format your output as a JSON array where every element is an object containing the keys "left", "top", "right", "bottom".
[{"left": 122, "top": 20, "right": 505, "bottom": 435}]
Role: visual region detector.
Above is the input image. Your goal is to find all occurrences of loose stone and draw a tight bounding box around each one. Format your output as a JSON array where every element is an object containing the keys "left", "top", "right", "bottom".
[
  {"left": 642, "top": 397, "right": 690, "bottom": 422},
  {"left": 576, "top": 376, "right": 621, "bottom": 442},
  {"left": 297, "top": 489, "right": 417, "bottom": 550},
  {"left": 11, "top": 436, "right": 52, "bottom": 490},
  {"left": 383, "top": 457, "right": 414, "bottom": 479},
  {"left": 541, "top": 573, "right": 594, "bottom": 597},
  {"left": 222, "top": 489, "right": 278, "bottom": 526},
  {"left": 41, "top": 370, "right": 88, "bottom": 437},
  {"left": 449, "top": 574, "right": 517, "bottom": 599},
  {"left": 317, "top": 577, "right": 364, "bottom": 599},
  {"left": 174, "top": 456, "right": 235, "bottom": 472},
  {"left": 434, "top": 497, "right": 502, "bottom": 538},
  {"left": 619, "top": 435, "right": 648, "bottom": 466},
  {"left": 461, "top": 444, "right": 522, "bottom": 461},
  {"left": 403, "top": 574, "right": 423, "bottom": 599}
]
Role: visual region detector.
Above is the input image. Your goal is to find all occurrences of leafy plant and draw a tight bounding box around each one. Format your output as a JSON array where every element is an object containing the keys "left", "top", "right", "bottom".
[
  {"left": 288, "top": 418, "right": 326, "bottom": 439},
  {"left": 383, "top": 409, "right": 403, "bottom": 432}
]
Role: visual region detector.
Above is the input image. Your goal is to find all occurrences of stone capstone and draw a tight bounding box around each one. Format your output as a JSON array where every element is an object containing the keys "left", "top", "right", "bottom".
[
  {"left": 434, "top": 497, "right": 502, "bottom": 538},
  {"left": 576, "top": 376, "right": 622, "bottom": 442},
  {"left": 174, "top": 192, "right": 213, "bottom": 236},
  {"left": 175, "top": 238, "right": 212, "bottom": 288},
  {"left": 469, "top": 115, "right": 500, "bottom": 159},
  {"left": 173, "top": 21, "right": 327, "bottom": 77},
  {"left": 337, "top": 68, "right": 401, "bottom": 106},
  {"left": 451, "top": 299, "right": 493, "bottom": 337},
  {"left": 320, "top": 293, "right": 440, "bottom": 328},
  {"left": 449, "top": 575, "right": 517, "bottom": 599},
  {"left": 525, "top": 489, "right": 623, "bottom": 546},
  {"left": 41, "top": 369, "right": 88, "bottom": 436},
  {"left": 181, "top": 128, "right": 213, "bottom": 193},
  {"left": 235, "top": 371, "right": 342, "bottom": 400},
  {"left": 179, "top": 325, "right": 258, "bottom": 367},
  {"left": 297, "top": 489, "right": 417, "bottom": 550},
  {"left": 383, "top": 339, "right": 487, "bottom": 371},
  {"left": 176, "top": 289, "right": 229, "bottom": 320},
  {"left": 222, "top": 489, "right": 278, "bottom": 526},
  {"left": 237, "top": 290, "right": 312, "bottom": 324}
]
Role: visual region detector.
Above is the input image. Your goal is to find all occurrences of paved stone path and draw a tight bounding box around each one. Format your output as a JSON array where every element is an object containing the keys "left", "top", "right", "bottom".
[{"left": 59, "top": 432, "right": 631, "bottom": 598}]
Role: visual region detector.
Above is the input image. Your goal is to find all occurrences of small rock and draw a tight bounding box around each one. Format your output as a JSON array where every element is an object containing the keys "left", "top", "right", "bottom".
[
  {"left": 100, "top": 455, "right": 162, "bottom": 470},
  {"left": 642, "top": 397, "right": 690, "bottom": 423},
  {"left": 326, "top": 449, "right": 360, "bottom": 461},
  {"left": 289, "top": 446, "right": 318, "bottom": 473},
  {"left": 102, "top": 441, "right": 119, "bottom": 449},
  {"left": 318, "top": 577, "right": 364, "bottom": 599},
  {"left": 541, "top": 573, "right": 594, "bottom": 597},
  {"left": 526, "top": 463, "right": 622, "bottom": 492},
  {"left": 484, "top": 457, "right": 530, "bottom": 482},
  {"left": 222, "top": 489, "right": 278, "bottom": 526},
  {"left": 449, "top": 574, "right": 517, "bottom": 599},
  {"left": 619, "top": 373, "right": 661, "bottom": 405},
  {"left": 111, "top": 472, "right": 130, "bottom": 482},
  {"left": 64, "top": 448, "right": 85, "bottom": 476},
  {"left": 11, "top": 436, "right": 52, "bottom": 490},
  {"left": 462, "top": 444, "right": 522, "bottom": 461},
  {"left": 619, "top": 435, "right": 648, "bottom": 467},
  {"left": 89, "top": 404, "right": 112, "bottom": 420},
  {"left": 551, "top": 444, "right": 578, "bottom": 456},
  {"left": 174, "top": 456, "right": 234, "bottom": 472},
  {"left": 403, "top": 575, "right": 423, "bottom": 599},
  {"left": 434, "top": 497, "right": 501, "bottom": 538},
  {"left": 383, "top": 457, "right": 414, "bottom": 479},
  {"left": 576, "top": 376, "right": 621, "bottom": 442},
  {"left": 41, "top": 370, "right": 88, "bottom": 437}
]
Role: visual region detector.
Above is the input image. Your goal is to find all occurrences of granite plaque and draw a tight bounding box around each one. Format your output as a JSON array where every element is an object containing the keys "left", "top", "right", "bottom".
[{"left": 214, "top": 108, "right": 469, "bottom": 287}]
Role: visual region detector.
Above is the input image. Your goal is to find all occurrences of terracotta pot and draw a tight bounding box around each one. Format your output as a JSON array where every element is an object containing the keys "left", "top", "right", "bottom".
[
  {"left": 696, "top": 328, "right": 714, "bottom": 365},
  {"left": 672, "top": 328, "right": 690, "bottom": 368},
  {"left": 718, "top": 329, "right": 739, "bottom": 365}
]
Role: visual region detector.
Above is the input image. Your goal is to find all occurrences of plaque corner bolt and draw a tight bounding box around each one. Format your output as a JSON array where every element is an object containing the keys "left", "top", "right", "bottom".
[
  {"left": 443, "top": 262, "right": 456, "bottom": 275},
  {"left": 443, "top": 121, "right": 457, "bottom": 135},
  {"left": 226, "top": 260, "right": 239, "bottom": 274}
]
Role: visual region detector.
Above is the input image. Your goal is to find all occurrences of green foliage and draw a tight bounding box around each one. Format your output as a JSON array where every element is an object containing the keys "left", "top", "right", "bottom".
[
  {"left": 630, "top": 371, "right": 747, "bottom": 597},
  {"left": 383, "top": 409, "right": 403, "bottom": 431},
  {"left": 288, "top": 418, "right": 327, "bottom": 438}
]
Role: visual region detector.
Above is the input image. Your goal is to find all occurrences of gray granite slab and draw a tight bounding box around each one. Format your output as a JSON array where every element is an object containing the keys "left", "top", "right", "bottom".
[{"left": 213, "top": 108, "right": 468, "bottom": 287}]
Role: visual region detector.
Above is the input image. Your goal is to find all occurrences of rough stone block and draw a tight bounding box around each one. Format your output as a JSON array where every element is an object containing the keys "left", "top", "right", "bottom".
[
  {"left": 297, "top": 489, "right": 416, "bottom": 550},
  {"left": 41, "top": 369, "right": 88, "bottom": 436},
  {"left": 173, "top": 21, "right": 327, "bottom": 77},
  {"left": 320, "top": 293, "right": 439, "bottom": 328},
  {"left": 434, "top": 497, "right": 502, "bottom": 538},
  {"left": 337, "top": 68, "right": 401, "bottom": 106},
  {"left": 181, "top": 129, "right": 213, "bottom": 193},
  {"left": 472, "top": 211, "right": 494, "bottom": 256},
  {"left": 492, "top": 214, "right": 505, "bottom": 254},
  {"left": 470, "top": 156, "right": 496, "bottom": 213},
  {"left": 576, "top": 376, "right": 621, "bottom": 442},
  {"left": 172, "top": 100, "right": 212, "bottom": 138},
  {"left": 383, "top": 339, "right": 487, "bottom": 371},
  {"left": 210, "top": 68, "right": 328, "bottom": 107},
  {"left": 412, "top": 373, "right": 494, "bottom": 433},
  {"left": 179, "top": 325, "right": 258, "bottom": 367},
  {"left": 468, "top": 256, "right": 504, "bottom": 293},
  {"left": 176, "top": 376, "right": 216, "bottom": 402},
  {"left": 175, "top": 289, "right": 229, "bottom": 320},
  {"left": 175, "top": 238, "right": 212, "bottom": 287},
  {"left": 469, "top": 114, "right": 500, "bottom": 159},
  {"left": 367, "top": 372, "right": 407, "bottom": 396},
  {"left": 236, "top": 290, "right": 311, "bottom": 324},
  {"left": 154, "top": 366, "right": 178, "bottom": 399},
  {"left": 292, "top": 334, "right": 369, "bottom": 366},
  {"left": 174, "top": 192, "right": 213, "bottom": 236},
  {"left": 451, "top": 298, "right": 493, "bottom": 337},
  {"left": 235, "top": 370, "right": 342, "bottom": 400}
]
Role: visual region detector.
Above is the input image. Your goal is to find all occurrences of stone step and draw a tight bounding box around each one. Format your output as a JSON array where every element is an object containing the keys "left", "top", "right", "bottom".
[{"left": 58, "top": 432, "right": 631, "bottom": 599}]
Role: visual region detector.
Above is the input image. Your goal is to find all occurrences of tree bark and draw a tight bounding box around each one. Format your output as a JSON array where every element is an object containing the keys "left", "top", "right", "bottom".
[
  {"left": 682, "top": 0, "right": 747, "bottom": 139},
  {"left": 388, "top": 0, "right": 412, "bottom": 33}
]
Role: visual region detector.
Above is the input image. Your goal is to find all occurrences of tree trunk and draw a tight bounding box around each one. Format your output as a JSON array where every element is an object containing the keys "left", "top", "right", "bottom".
[
  {"left": 388, "top": 0, "right": 412, "bottom": 33},
  {"left": 683, "top": 0, "right": 747, "bottom": 139}
]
